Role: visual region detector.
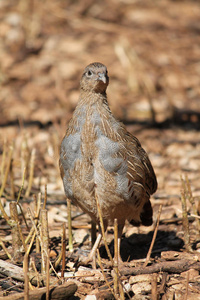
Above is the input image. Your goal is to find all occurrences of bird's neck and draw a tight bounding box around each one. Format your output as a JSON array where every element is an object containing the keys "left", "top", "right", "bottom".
[{"left": 79, "top": 90, "right": 108, "bottom": 106}]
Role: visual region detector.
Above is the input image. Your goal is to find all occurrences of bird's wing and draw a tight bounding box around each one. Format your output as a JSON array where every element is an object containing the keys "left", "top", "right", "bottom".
[{"left": 124, "top": 132, "right": 157, "bottom": 196}]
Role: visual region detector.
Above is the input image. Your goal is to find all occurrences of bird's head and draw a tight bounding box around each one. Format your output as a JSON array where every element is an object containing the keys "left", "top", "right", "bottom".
[{"left": 80, "top": 62, "right": 109, "bottom": 94}]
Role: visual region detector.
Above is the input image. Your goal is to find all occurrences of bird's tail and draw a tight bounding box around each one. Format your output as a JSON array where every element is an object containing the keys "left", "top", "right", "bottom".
[{"left": 129, "top": 200, "right": 153, "bottom": 227}]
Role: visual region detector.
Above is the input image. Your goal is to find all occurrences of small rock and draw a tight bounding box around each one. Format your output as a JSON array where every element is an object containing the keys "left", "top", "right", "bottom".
[
  {"left": 49, "top": 249, "right": 57, "bottom": 259},
  {"left": 181, "top": 269, "right": 199, "bottom": 280},
  {"left": 85, "top": 296, "right": 96, "bottom": 300},
  {"left": 73, "top": 228, "right": 89, "bottom": 244},
  {"left": 5, "top": 13, "right": 22, "bottom": 27},
  {"left": 57, "top": 271, "right": 75, "bottom": 278},
  {"left": 132, "top": 282, "right": 151, "bottom": 295},
  {"left": 123, "top": 282, "right": 131, "bottom": 293},
  {"left": 129, "top": 274, "right": 157, "bottom": 284},
  {"left": 4, "top": 201, "right": 21, "bottom": 217},
  {"left": 66, "top": 261, "right": 75, "bottom": 270},
  {"left": 76, "top": 266, "right": 104, "bottom": 283},
  {"left": 160, "top": 206, "right": 176, "bottom": 220},
  {"left": 171, "top": 283, "right": 184, "bottom": 291},
  {"left": 5, "top": 28, "right": 25, "bottom": 53}
]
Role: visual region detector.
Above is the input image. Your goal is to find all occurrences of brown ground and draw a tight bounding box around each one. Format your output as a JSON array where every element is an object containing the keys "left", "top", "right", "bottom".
[{"left": 0, "top": 0, "right": 200, "bottom": 299}]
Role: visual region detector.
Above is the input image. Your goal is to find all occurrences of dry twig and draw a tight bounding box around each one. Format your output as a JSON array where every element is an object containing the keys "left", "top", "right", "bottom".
[
  {"left": 96, "top": 249, "right": 115, "bottom": 298},
  {"left": 186, "top": 175, "right": 200, "bottom": 235},
  {"left": 46, "top": 250, "right": 50, "bottom": 300},
  {"left": 95, "top": 194, "right": 113, "bottom": 264},
  {"left": 0, "top": 237, "right": 12, "bottom": 259},
  {"left": 61, "top": 223, "right": 66, "bottom": 279},
  {"left": 43, "top": 184, "right": 47, "bottom": 209},
  {"left": 184, "top": 271, "right": 189, "bottom": 300},
  {"left": 23, "top": 253, "right": 29, "bottom": 300},
  {"left": 25, "top": 148, "right": 36, "bottom": 197},
  {"left": 2, "top": 281, "right": 77, "bottom": 300},
  {"left": 144, "top": 205, "right": 162, "bottom": 267},
  {"left": 40, "top": 209, "right": 49, "bottom": 275},
  {"left": 181, "top": 175, "right": 193, "bottom": 252},
  {"left": 121, "top": 259, "right": 200, "bottom": 276},
  {"left": 151, "top": 273, "right": 158, "bottom": 300},
  {"left": 10, "top": 158, "right": 15, "bottom": 199},
  {"left": 10, "top": 202, "right": 23, "bottom": 263},
  {"left": 0, "top": 145, "right": 13, "bottom": 222}
]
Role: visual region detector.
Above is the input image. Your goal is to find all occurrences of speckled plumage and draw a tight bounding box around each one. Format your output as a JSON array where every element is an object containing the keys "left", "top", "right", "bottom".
[{"left": 60, "top": 62, "right": 157, "bottom": 260}]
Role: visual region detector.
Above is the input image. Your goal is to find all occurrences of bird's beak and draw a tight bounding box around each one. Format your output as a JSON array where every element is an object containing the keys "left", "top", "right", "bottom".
[{"left": 97, "top": 73, "right": 107, "bottom": 84}]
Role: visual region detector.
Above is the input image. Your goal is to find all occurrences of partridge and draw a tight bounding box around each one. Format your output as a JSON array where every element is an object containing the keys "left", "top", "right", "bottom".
[{"left": 59, "top": 62, "right": 157, "bottom": 262}]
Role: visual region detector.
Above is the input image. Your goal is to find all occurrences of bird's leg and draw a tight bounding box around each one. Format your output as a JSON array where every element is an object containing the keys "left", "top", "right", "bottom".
[
  {"left": 117, "top": 224, "right": 124, "bottom": 265},
  {"left": 91, "top": 220, "right": 97, "bottom": 246},
  {"left": 81, "top": 223, "right": 105, "bottom": 266}
]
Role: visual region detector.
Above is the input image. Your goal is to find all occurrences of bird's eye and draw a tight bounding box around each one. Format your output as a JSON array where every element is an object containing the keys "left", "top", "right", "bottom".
[{"left": 87, "top": 70, "right": 93, "bottom": 76}]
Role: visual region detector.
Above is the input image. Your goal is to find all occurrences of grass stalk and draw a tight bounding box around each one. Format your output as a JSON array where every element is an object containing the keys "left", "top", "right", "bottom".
[
  {"left": 144, "top": 205, "right": 162, "bottom": 267},
  {"left": 25, "top": 148, "right": 35, "bottom": 197},
  {"left": 24, "top": 253, "right": 29, "bottom": 300},
  {"left": 181, "top": 175, "right": 193, "bottom": 252},
  {"left": 61, "top": 223, "right": 66, "bottom": 279},
  {"left": 10, "top": 201, "right": 23, "bottom": 263},
  {"left": 113, "top": 218, "right": 119, "bottom": 297},
  {"left": 67, "top": 198, "right": 73, "bottom": 252}
]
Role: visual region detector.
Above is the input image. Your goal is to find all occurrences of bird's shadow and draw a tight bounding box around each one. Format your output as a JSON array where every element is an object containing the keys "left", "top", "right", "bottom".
[{"left": 99, "top": 230, "right": 184, "bottom": 262}]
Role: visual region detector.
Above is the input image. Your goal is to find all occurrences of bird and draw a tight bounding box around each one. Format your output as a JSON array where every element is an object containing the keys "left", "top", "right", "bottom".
[{"left": 59, "top": 62, "right": 157, "bottom": 263}]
